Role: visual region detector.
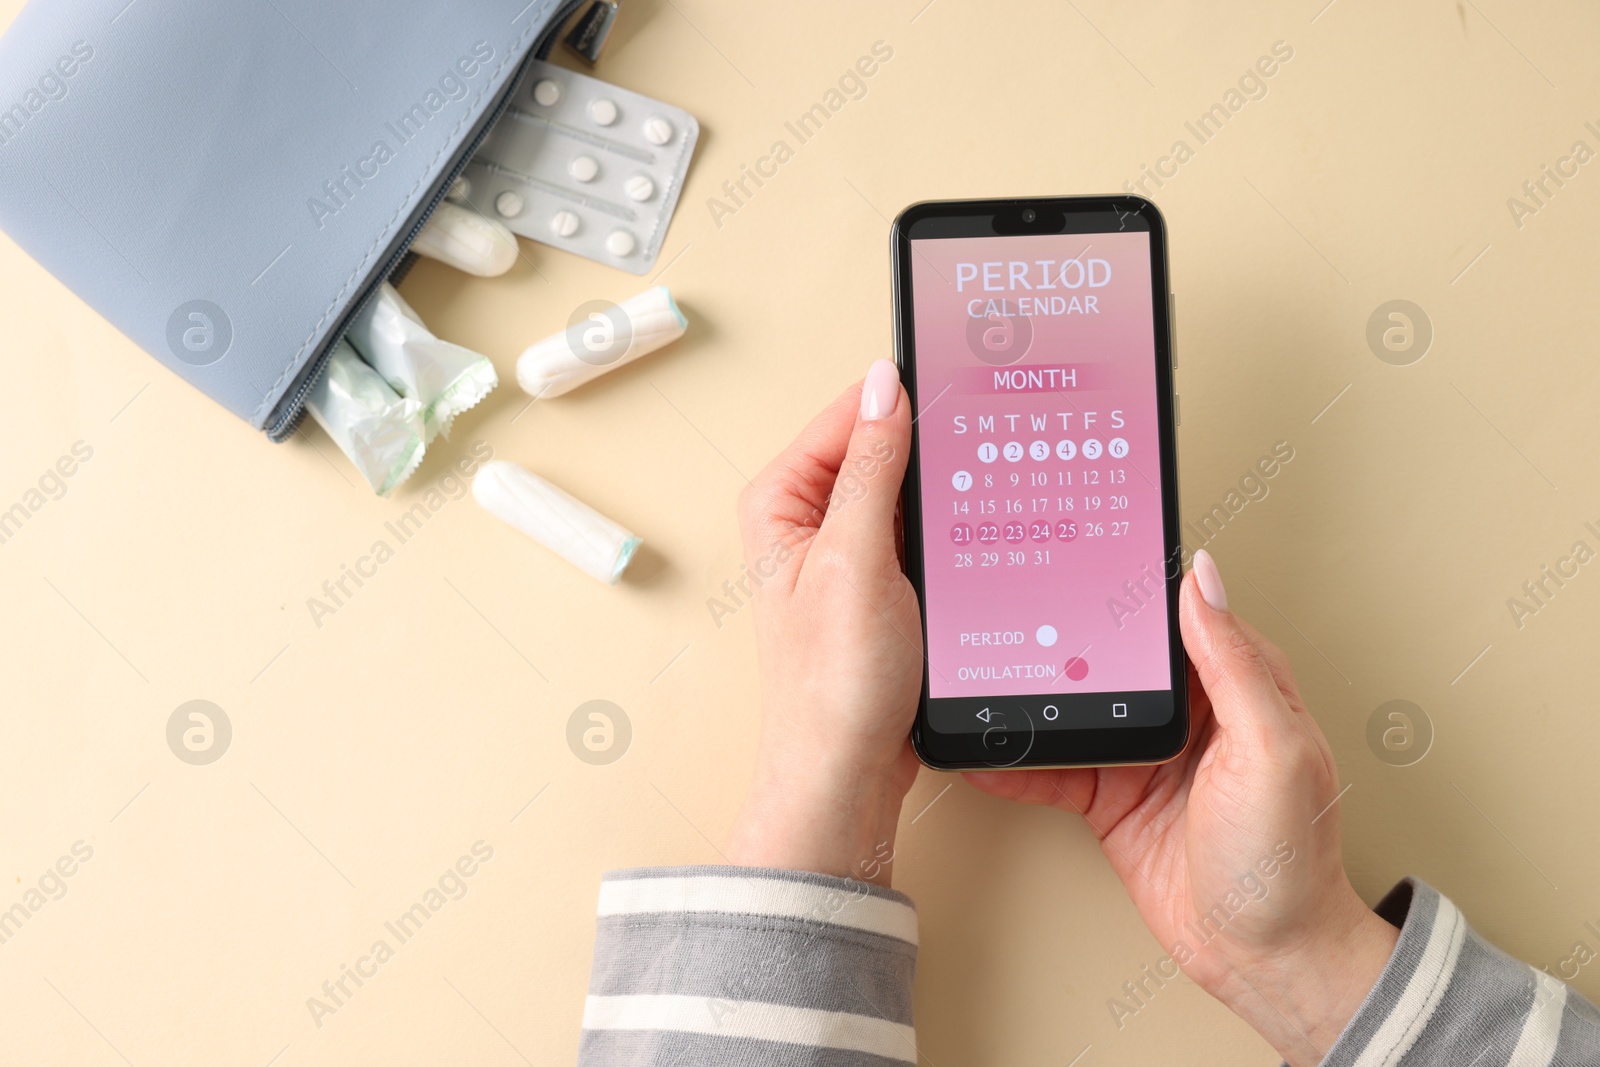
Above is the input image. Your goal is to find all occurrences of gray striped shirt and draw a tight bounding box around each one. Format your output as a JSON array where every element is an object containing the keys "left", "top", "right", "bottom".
[{"left": 580, "top": 868, "right": 1599, "bottom": 1065}]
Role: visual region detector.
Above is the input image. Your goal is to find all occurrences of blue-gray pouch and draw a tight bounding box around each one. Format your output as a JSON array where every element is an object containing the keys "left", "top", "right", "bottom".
[{"left": 0, "top": 0, "right": 574, "bottom": 439}]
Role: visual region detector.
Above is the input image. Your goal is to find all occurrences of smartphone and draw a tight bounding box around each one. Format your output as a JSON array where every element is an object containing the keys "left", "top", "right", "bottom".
[{"left": 894, "top": 196, "right": 1186, "bottom": 769}]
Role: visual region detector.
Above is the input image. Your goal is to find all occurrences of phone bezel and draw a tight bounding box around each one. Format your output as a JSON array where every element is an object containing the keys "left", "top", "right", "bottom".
[{"left": 893, "top": 195, "right": 1188, "bottom": 770}]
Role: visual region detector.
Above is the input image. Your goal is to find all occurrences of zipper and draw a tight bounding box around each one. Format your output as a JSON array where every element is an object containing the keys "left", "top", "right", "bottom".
[{"left": 266, "top": 0, "right": 588, "bottom": 441}]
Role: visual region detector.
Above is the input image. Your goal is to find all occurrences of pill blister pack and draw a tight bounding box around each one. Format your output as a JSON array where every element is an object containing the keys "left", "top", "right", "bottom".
[{"left": 461, "top": 60, "right": 699, "bottom": 275}]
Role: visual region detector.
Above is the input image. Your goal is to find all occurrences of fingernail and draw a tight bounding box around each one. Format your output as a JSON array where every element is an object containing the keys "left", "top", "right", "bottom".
[
  {"left": 1193, "top": 549, "right": 1229, "bottom": 612},
  {"left": 860, "top": 359, "right": 901, "bottom": 421}
]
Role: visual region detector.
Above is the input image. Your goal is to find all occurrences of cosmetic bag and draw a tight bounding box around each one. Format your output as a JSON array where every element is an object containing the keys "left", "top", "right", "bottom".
[{"left": 0, "top": 0, "right": 576, "bottom": 440}]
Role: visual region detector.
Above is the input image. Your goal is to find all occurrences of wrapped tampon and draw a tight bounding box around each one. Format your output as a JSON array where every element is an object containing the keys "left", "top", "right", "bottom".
[
  {"left": 347, "top": 283, "right": 499, "bottom": 444},
  {"left": 473, "top": 461, "right": 641, "bottom": 584},
  {"left": 412, "top": 200, "right": 519, "bottom": 277},
  {"left": 305, "top": 341, "right": 425, "bottom": 496},
  {"left": 516, "top": 285, "right": 687, "bottom": 399}
]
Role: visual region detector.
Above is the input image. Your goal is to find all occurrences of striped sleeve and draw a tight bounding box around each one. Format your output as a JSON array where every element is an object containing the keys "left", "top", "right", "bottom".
[
  {"left": 1318, "top": 879, "right": 1600, "bottom": 1067},
  {"left": 579, "top": 866, "right": 919, "bottom": 1066}
]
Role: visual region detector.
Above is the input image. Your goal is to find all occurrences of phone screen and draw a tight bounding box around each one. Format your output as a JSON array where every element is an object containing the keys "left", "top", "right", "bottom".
[{"left": 899, "top": 201, "right": 1184, "bottom": 764}]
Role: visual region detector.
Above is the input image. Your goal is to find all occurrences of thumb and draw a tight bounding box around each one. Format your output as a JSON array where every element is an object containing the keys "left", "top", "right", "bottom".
[
  {"left": 813, "top": 359, "right": 912, "bottom": 578},
  {"left": 1179, "top": 549, "right": 1293, "bottom": 736}
]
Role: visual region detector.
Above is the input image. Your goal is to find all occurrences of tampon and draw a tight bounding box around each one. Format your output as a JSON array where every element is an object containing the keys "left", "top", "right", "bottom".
[
  {"left": 412, "top": 200, "right": 519, "bottom": 277},
  {"left": 346, "top": 283, "right": 498, "bottom": 444},
  {"left": 472, "top": 461, "right": 642, "bottom": 584},
  {"left": 305, "top": 341, "right": 425, "bottom": 496},
  {"left": 516, "top": 285, "right": 687, "bottom": 399}
]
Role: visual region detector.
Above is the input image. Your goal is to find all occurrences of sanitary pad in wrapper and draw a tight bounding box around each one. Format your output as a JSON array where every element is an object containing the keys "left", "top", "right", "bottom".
[
  {"left": 347, "top": 283, "right": 499, "bottom": 444},
  {"left": 305, "top": 340, "right": 425, "bottom": 496}
]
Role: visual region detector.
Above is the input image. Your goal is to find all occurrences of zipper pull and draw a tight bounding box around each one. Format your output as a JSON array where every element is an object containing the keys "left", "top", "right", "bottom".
[{"left": 565, "top": 1, "right": 621, "bottom": 64}]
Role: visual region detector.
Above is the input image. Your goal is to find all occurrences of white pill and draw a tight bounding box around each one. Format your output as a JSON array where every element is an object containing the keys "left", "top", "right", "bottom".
[
  {"left": 642, "top": 116, "right": 674, "bottom": 145},
  {"left": 606, "top": 229, "right": 637, "bottom": 257},
  {"left": 588, "top": 98, "right": 618, "bottom": 126},
  {"left": 551, "top": 210, "right": 580, "bottom": 238},
  {"left": 445, "top": 176, "right": 470, "bottom": 202},
  {"left": 624, "top": 174, "right": 655, "bottom": 202},
  {"left": 495, "top": 190, "right": 525, "bottom": 218},
  {"left": 532, "top": 79, "right": 561, "bottom": 106},
  {"left": 569, "top": 155, "right": 599, "bottom": 182}
]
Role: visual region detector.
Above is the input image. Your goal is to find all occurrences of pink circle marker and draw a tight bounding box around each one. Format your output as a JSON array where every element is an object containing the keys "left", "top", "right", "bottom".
[{"left": 1063, "top": 657, "right": 1089, "bottom": 681}]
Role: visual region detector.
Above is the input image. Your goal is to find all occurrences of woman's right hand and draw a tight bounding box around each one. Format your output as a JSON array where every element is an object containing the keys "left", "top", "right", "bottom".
[{"left": 965, "top": 550, "right": 1398, "bottom": 1067}]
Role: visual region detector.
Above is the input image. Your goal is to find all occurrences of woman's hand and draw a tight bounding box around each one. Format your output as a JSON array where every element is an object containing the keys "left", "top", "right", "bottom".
[
  {"left": 965, "top": 551, "right": 1397, "bottom": 1067},
  {"left": 725, "top": 360, "right": 922, "bottom": 886}
]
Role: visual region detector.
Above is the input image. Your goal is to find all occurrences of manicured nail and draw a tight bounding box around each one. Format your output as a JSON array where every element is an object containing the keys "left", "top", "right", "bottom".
[
  {"left": 1193, "top": 549, "right": 1229, "bottom": 612},
  {"left": 860, "top": 359, "right": 901, "bottom": 421}
]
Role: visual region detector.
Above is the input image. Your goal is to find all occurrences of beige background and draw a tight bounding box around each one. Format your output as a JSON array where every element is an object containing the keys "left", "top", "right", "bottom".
[{"left": 4, "top": 0, "right": 1600, "bottom": 1063}]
